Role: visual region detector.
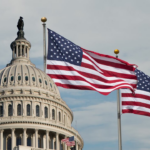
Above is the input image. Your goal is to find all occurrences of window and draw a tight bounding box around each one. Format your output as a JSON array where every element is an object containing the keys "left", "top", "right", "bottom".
[
  {"left": 50, "top": 83, "right": 52, "bottom": 88},
  {"left": 39, "top": 79, "right": 42, "bottom": 83},
  {"left": 18, "top": 76, "right": 21, "bottom": 81},
  {"left": 11, "top": 76, "right": 14, "bottom": 81},
  {"left": 8, "top": 105, "right": 12, "bottom": 116},
  {"left": 27, "top": 104, "right": 30, "bottom": 116},
  {"left": 17, "top": 104, "right": 21, "bottom": 116},
  {"left": 7, "top": 137, "right": 11, "bottom": 150},
  {"left": 45, "top": 80, "right": 47, "bottom": 85},
  {"left": 4, "top": 77, "right": 7, "bottom": 82},
  {"left": 27, "top": 137, "right": 31, "bottom": 146},
  {"left": 52, "top": 109, "right": 55, "bottom": 120},
  {"left": 32, "top": 77, "right": 35, "bottom": 82},
  {"left": 45, "top": 107, "right": 48, "bottom": 118},
  {"left": 38, "top": 137, "right": 42, "bottom": 148},
  {"left": 25, "top": 76, "right": 28, "bottom": 81},
  {"left": 59, "top": 112, "right": 61, "bottom": 122},
  {"left": 16, "top": 137, "right": 21, "bottom": 146},
  {"left": 36, "top": 105, "right": 40, "bottom": 117},
  {"left": 0, "top": 105, "right": 3, "bottom": 117}
]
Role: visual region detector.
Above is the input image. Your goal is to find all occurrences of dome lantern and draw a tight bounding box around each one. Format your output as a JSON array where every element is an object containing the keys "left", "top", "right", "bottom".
[{"left": 9, "top": 17, "right": 31, "bottom": 65}]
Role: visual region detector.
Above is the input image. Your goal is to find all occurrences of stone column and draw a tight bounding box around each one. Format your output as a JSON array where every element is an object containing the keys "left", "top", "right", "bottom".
[
  {"left": 16, "top": 44, "right": 18, "bottom": 57},
  {"left": 20, "top": 44, "right": 22, "bottom": 56},
  {"left": 27, "top": 48, "right": 29, "bottom": 58},
  {"left": 62, "top": 110, "right": 64, "bottom": 124},
  {"left": 32, "top": 134, "right": 35, "bottom": 147},
  {"left": 56, "top": 107, "right": 58, "bottom": 122},
  {"left": 46, "top": 131, "right": 49, "bottom": 149},
  {"left": 23, "top": 128, "right": 27, "bottom": 146},
  {"left": 3, "top": 102, "right": 6, "bottom": 117},
  {"left": 32, "top": 101, "right": 35, "bottom": 117},
  {"left": 0, "top": 130, "right": 4, "bottom": 150},
  {"left": 12, "top": 48, "right": 15, "bottom": 59},
  {"left": 49, "top": 104, "right": 51, "bottom": 120},
  {"left": 23, "top": 101, "right": 25, "bottom": 116},
  {"left": 66, "top": 115, "right": 68, "bottom": 126},
  {"left": 64, "top": 136, "right": 67, "bottom": 150},
  {"left": 11, "top": 129, "right": 15, "bottom": 150},
  {"left": 40, "top": 102, "right": 43, "bottom": 118},
  {"left": 56, "top": 133, "right": 59, "bottom": 150},
  {"left": 76, "top": 141, "right": 78, "bottom": 150},
  {"left": 35, "top": 129, "right": 38, "bottom": 148}
]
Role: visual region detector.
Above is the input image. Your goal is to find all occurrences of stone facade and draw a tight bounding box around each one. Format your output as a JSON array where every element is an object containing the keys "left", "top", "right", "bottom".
[{"left": 0, "top": 22, "right": 83, "bottom": 150}]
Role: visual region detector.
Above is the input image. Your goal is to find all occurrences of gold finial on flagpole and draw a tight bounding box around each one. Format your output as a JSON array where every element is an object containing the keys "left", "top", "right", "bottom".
[
  {"left": 114, "top": 49, "right": 119, "bottom": 58},
  {"left": 41, "top": 17, "right": 47, "bottom": 22}
]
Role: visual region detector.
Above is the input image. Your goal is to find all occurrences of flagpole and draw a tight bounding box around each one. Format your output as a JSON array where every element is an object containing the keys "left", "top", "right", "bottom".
[
  {"left": 41, "top": 17, "right": 47, "bottom": 73},
  {"left": 114, "top": 49, "right": 122, "bottom": 150}
]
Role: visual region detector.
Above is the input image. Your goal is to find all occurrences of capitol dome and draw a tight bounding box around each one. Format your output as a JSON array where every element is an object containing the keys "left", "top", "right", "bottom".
[{"left": 0, "top": 17, "right": 83, "bottom": 150}]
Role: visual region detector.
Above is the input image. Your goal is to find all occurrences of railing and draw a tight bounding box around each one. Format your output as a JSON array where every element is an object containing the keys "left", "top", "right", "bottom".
[{"left": 14, "top": 146, "right": 55, "bottom": 150}]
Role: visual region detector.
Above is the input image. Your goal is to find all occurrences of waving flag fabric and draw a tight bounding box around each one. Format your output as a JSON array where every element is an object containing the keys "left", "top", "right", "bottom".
[
  {"left": 61, "top": 136, "right": 75, "bottom": 147},
  {"left": 46, "top": 28, "right": 137, "bottom": 95},
  {"left": 121, "top": 69, "right": 150, "bottom": 117},
  {"left": 61, "top": 137, "right": 69, "bottom": 143}
]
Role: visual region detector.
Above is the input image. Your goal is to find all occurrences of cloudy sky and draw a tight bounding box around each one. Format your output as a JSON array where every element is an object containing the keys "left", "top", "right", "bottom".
[{"left": 1, "top": 0, "right": 150, "bottom": 150}]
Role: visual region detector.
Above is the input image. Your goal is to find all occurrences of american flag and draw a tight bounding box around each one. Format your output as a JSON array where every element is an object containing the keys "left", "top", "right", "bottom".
[
  {"left": 121, "top": 69, "right": 150, "bottom": 116},
  {"left": 66, "top": 136, "right": 75, "bottom": 147},
  {"left": 61, "top": 136, "right": 75, "bottom": 147},
  {"left": 46, "top": 28, "right": 137, "bottom": 95},
  {"left": 61, "top": 137, "right": 69, "bottom": 143}
]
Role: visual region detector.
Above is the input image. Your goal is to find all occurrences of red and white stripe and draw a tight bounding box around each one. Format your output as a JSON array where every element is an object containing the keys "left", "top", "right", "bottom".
[
  {"left": 61, "top": 138, "right": 69, "bottom": 143},
  {"left": 47, "top": 49, "right": 137, "bottom": 95},
  {"left": 121, "top": 89, "right": 150, "bottom": 117},
  {"left": 66, "top": 141, "right": 75, "bottom": 147}
]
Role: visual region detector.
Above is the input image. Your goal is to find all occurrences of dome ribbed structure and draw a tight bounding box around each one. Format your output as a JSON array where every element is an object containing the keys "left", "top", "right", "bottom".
[{"left": 0, "top": 17, "right": 83, "bottom": 150}]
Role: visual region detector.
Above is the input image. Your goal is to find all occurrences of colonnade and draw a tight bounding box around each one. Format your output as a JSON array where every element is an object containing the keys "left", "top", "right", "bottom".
[{"left": 0, "top": 129, "right": 81, "bottom": 150}]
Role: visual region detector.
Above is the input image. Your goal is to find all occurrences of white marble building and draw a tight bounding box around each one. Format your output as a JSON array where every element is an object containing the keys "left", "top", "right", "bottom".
[{"left": 0, "top": 18, "right": 84, "bottom": 150}]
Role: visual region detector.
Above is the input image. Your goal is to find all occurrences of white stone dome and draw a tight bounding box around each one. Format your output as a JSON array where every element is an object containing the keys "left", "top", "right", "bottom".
[
  {"left": 0, "top": 63, "right": 60, "bottom": 97},
  {"left": 0, "top": 17, "right": 83, "bottom": 150}
]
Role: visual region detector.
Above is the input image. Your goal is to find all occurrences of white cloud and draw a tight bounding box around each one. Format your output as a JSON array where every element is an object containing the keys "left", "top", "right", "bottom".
[{"left": 72, "top": 101, "right": 150, "bottom": 149}]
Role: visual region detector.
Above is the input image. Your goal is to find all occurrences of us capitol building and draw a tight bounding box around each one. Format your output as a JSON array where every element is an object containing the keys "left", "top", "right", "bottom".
[{"left": 0, "top": 18, "right": 84, "bottom": 150}]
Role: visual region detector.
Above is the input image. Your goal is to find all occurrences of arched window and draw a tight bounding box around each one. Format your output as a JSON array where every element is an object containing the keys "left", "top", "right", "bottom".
[
  {"left": 0, "top": 105, "right": 3, "bottom": 117},
  {"left": 45, "top": 107, "right": 48, "bottom": 118},
  {"left": 32, "top": 77, "right": 35, "bottom": 82},
  {"left": 7, "top": 137, "right": 11, "bottom": 150},
  {"left": 36, "top": 105, "right": 40, "bottom": 117},
  {"left": 27, "top": 137, "right": 31, "bottom": 146},
  {"left": 59, "top": 112, "right": 61, "bottom": 122},
  {"left": 17, "top": 104, "right": 21, "bottom": 116},
  {"left": 8, "top": 104, "right": 12, "bottom": 116},
  {"left": 4, "top": 77, "right": 7, "bottom": 82},
  {"left": 25, "top": 76, "right": 28, "bottom": 81},
  {"left": 16, "top": 137, "right": 21, "bottom": 146},
  {"left": 52, "top": 109, "right": 55, "bottom": 120},
  {"left": 18, "top": 76, "right": 21, "bottom": 81},
  {"left": 27, "top": 104, "right": 30, "bottom": 116},
  {"left": 38, "top": 137, "right": 42, "bottom": 148},
  {"left": 11, "top": 76, "right": 14, "bottom": 81}
]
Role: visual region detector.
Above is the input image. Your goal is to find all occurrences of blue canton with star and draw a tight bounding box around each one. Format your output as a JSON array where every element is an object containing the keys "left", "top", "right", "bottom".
[
  {"left": 47, "top": 29, "right": 83, "bottom": 66},
  {"left": 135, "top": 69, "right": 150, "bottom": 92}
]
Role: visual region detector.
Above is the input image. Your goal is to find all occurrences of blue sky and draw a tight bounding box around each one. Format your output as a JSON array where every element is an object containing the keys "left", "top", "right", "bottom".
[{"left": 1, "top": 0, "right": 150, "bottom": 150}]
